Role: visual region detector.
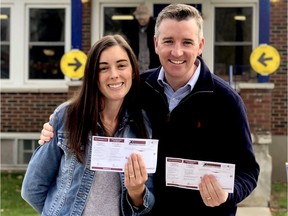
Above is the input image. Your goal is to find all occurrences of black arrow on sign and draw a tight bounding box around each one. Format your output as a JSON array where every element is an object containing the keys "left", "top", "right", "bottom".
[
  {"left": 258, "top": 52, "right": 273, "bottom": 67},
  {"left": 68, "top": 58, "right": 82, "bottom": 71}
]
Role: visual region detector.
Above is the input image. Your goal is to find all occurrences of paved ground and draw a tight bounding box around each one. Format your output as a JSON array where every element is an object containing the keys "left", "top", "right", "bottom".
[{"left": 237, "top": 207, "right": 272, "bottom": 216}]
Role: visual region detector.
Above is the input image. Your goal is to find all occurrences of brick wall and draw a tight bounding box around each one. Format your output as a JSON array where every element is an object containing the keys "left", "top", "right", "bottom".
[
  {"left": 239, "top": 85, "right": 273, "bottom": 134},
  {"left": 82, "top": 1, "right": 91, "bottom": 54},
  {"left": 270, "top": 0, "right": 287, "bottom": 135},
  {"left": 1, "top": 93, "right": 67, "bottom": 132}
]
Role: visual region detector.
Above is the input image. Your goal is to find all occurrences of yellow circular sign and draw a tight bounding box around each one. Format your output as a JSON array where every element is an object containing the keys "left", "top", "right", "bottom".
[
  {"left": 250, "top": 44, "right": 280, "bottom": 75},
  {"left": 60, "top": 49, "right": 87, "bottom": 79}
]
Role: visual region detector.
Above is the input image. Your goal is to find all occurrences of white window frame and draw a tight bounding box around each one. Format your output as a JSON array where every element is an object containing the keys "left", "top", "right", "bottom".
[
  {"left": 203, "top": 0, "right": 259, "bottom": 72},
  {"left": 1, "top": 0, "right": 71, "bottom": 91}
]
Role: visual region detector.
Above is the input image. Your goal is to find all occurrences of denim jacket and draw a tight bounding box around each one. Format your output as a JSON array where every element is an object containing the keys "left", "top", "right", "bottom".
[{"left": 21, "top": 102, "right": 155, "bottom": 216}]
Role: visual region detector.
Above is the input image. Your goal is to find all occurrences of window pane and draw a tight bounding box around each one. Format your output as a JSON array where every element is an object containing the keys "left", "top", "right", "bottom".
[
  {"left": 214, "top": 45, "right": 252, "bottom": 77},
  {"left": 103, "top": 7, "right": 135, "bottom": 36},
  {"left": 214, "top": 7, "right": 253, "bottom": 80},
  {"left": 18, "top": 139, "right": 38, "bottom": 164},
  {"left": 29, "top": 45, "right": 64, "bottom": 79},
  {"left": 1, "top": 45, "right": 9, "bottom": 79},
  {"left": 23, "top": 153, "right": 33, "bottom": 163},
  {"left": 30, "top": 9, "right": 64, "bottom": 42},
  {"left": 23, "top": 140, "right": 32, "bottom": 150},
  {"left": 1, "top": 7, "right": 10, "bottom": 79},
  {"left": 29, "top": 8, "right": 65, "bottom": 80},
  {"left": 215, "top": 7, "right": 252, "bottom": 42}
]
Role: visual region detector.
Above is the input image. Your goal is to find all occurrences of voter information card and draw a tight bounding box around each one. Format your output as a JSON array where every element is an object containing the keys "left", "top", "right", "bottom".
[
  {"left": 91, "top": 136, "right": 158, "bottom": 173},
  {"left": 166, "top": 157, "right": 235, "bottom": 193}
]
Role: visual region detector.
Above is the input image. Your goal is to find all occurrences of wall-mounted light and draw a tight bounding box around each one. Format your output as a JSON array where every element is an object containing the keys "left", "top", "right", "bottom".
[
  {"left": 81, "top": 0, "right": 89, "bottom": 4},
  {"left": 234, "top": 15, "right": 246, "bottom": 21},
  {"left": 43, "top": 49, "right": 55, "bottom": 56},
  {"left": 112, "top": 15, "right": 134, "bottom": 20},
  {"left": 0, "top": 14, "right": 8, "bottom": 20}
]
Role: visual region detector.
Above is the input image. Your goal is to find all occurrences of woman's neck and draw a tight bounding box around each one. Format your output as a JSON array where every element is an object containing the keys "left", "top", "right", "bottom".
[
  {"left": 100, "top": 115, "right": 118, "bottom": 137},
  {"left": 100, "top": 102, "right": 122, "bottom": 136}
]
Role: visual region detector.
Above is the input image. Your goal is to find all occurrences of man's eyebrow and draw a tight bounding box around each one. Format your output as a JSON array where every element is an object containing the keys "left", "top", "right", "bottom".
[
  {"left": 183, "top": 38, "right": 194, "bottom": 42},
  {"left": 162, "top": 36, "right": 173, "bottom": 40}
]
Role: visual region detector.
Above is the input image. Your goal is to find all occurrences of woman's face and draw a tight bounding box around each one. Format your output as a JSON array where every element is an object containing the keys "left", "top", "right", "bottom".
[{"left": 98, "top": 45, "right": 133, "bottom": 103}]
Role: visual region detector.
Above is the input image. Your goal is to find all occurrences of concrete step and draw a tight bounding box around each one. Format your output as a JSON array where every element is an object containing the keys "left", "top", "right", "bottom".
[{"left": 236, "top": 207, "right": 272, "bottom": 216}]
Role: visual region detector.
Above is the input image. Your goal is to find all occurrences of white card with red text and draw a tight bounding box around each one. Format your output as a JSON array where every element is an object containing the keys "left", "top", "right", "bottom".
[
  {"left": 166, "top": 157, "right": 235, "bottom": 193},
  {"left": 91, "top": 136, "right": 158, "bottom": 173}
]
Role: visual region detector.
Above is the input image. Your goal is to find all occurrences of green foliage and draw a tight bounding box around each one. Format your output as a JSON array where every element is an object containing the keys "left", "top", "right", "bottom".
[
  {"left": 270, "top": 181, "right": 288, "bottom": 216},
  {"left": 1, "top": 173, "right": 38, "bottom": 216}
]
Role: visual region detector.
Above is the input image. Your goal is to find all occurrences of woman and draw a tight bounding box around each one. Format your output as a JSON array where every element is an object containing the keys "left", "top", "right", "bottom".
[{"left": 21, "top": 34, "right": 154, "bottom": 216}]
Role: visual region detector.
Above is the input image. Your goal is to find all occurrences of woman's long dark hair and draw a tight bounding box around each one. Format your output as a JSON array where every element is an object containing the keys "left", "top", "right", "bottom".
[{"left": 65, "top": 34, "right": 148, "bottom": 162}]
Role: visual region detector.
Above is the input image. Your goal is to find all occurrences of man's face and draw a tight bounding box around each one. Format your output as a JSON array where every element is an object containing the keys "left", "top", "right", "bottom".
[
  {"left": 136, "top": 15, "right": 150, "bottom": 26},
  {"left": 154, "top": 18, "right": 204, "bottom": 89}
]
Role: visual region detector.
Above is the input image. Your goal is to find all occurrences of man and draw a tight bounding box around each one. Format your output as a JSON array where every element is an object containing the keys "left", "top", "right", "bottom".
[
  {"left": 122, "top": 3, "right": 160, "bottom": 72},
  {"left": 39, "top": 4, "right": 259, "bottom": 215}
]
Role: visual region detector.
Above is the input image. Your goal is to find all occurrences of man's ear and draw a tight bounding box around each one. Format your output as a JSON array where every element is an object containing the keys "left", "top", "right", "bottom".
[
  {"left": 198, "top": 37, "right": 205, "bottom": 56},
  {"left": 154, "top": 36, "right": 159, "bottom": 54}
]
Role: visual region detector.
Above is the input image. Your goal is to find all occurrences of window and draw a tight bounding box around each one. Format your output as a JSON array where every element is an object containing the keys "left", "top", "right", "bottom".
[
  {"left": 214, "top": 7, "right": 254, "bottom": 81},
  {"left": 102, "top": 6, "right": 135, "bottom": 37},
  {"left": 0, "top": 7, "right": 10, "bottom": 79},
  {"left": 0, "top": 1, "right": 70, "bottom": 88},
  {"left": 1, "top": 135, "right": 39, "bottom": 167},
  {"left": 18, "top": 139, "right": 38, "bottom": 164},
  {"left": 29, "top": 8, "right": 65, "bottom": 80}
]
